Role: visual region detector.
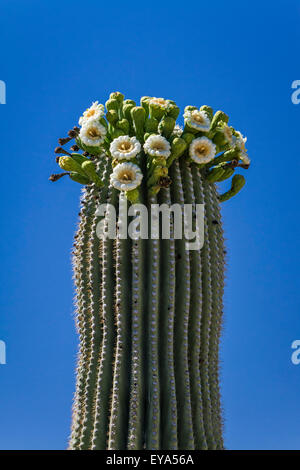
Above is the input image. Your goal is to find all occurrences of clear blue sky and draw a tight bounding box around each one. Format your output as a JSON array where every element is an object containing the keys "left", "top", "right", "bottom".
[{"left": 0, "top": 0, "right": 299, "bottom": 450}]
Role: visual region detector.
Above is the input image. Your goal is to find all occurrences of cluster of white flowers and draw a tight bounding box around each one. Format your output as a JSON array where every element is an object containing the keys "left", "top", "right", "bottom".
[
  {"left": 184, "top": 109, "right": 211, "bottom": 132},
  {"left": 110, "top": 135, "right": 141, "bottom": 161},
  {"left": 110, "top": 162, "right": 143, "bottom": 191},
  {"left": 143, "top": 134, "right": 171, "bottom": 158},
  {"left": 189, "top": 136, "right": 216, "bottom": 164},
  {"left": 78, "top": 101, "right": 107, "bottom": 147},
  {"left": 72, "top": 98, "right": 250, "bottom": 197}
]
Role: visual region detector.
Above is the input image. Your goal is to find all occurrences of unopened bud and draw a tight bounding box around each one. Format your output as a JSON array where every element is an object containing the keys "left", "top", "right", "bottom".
[{"left": 218, "top": 174, "right": 245, "bottom": 202}]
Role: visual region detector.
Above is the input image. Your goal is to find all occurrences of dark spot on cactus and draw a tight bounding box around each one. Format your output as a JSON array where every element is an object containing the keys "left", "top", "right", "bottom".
[
  {"left": 83, "top": 151, "right": 90, "bottom": 157},
  {"left": 212, "top": 220, "right": 219, "bottom": 225},
  {"left": 158, "top": 176, "right": 172, "bottom": 188},
  {"left": 176, "top": 253, "right": 182, "bottom": 261}
]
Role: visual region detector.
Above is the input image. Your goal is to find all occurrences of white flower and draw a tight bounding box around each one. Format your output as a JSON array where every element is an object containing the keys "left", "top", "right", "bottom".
[
  {"left": 234, "top": 131, "right": 247, "bottom": 151},
  {"left": 222, "top": 124, "right": 233, "bottom": 144},
  {"left": 79, "top": 120, "right": 107, "bottom": 147},
  {"left": 149, "top": 97, "right": 170, "bottom": 109},
  {"left": 189, "top": 136, "right": 216, "bottom": 164},
  {"left": 240, "top": 150, "right": 250, "bottom": 165},
  {"left": 110, "top": 135, "right": 141, "bottom": 161},
  {"left": 184, "top": 109, "right": 211, "bottom": 132},
  {"left": 110, "top": 162, "right": 143, "bottom": 191},
  {"left": 233, "top": 131, "right": 250, "bottom": 165},
  {"left": 143, "top": 134, "right": 171, "bottom": 158},
  {"left": 79, "top": 101, "right": 105, "bottom": 126},
  {"left": 173, "top": 124, "right": 183, "bottom": 137}
]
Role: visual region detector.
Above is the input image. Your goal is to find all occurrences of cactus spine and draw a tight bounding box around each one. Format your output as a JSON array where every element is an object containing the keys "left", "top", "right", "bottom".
[{"left": 50, "top": 93, "right": 250, "bottom": 450}]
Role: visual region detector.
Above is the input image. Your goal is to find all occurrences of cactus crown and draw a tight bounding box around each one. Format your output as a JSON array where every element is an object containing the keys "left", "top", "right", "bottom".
[{"left": 50, "top": 92, "right": 250, "bottom": 202}]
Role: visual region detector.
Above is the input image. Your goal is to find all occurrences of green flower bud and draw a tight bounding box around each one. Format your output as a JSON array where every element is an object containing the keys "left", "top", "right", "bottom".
[
  {"left": 106, "top": 110, "right": 119, "bottom": 125},
  {"left": 109, "top": 92, "right": 124, "bottom": 104},
  {"left": 158, "top": 116, "right": 176, "bottom": 138},
  {"left": 59, "top": 156, "right": 85, "bottom": 175},
  {"left": 200, "top": 105, "right": 214, "bottom": 121},
  {"left": 218, "top": 174, "right": 246, "bottom": 202},
  {"left": 125, "top": 188, "right": 140, "bottom": 204},
  {"left": 81, "top": 160, "right": 103, "bottom": 187},
  {"left": 140, "top": 96, "right": 151, "bottom": 115},
  {"left": 147, "top": 166, "right": 168, "bottom": 187},
  {"left": 110, "top": 128, "right": 126, "bottom": 139},
  {"left": 106, "top": 98, "right": 119, "bottom": 112},
  {"left": 147, "top": 155, "right": 167, "bottom": 168},
  {"left": 212, "top": 130, "right": 228, "bottom": 148},
  {"left": 210, "top": 110, "right": 229, "bottom": 130},
  {"left": 149, "top": 102, "right": 165, "bottom": 120},
  {"left": 131, "top": 106, "right": 146, "bottom": 142},
  {"left": 217, "top": 166, "right": 234, "bottom": 182},
  {"left": 123, "top": 103, "right": 135, "bottom": 122},
  {"left": 167, "top": 104, "right": 180, "bottom": 120},
  {"left": 68, "top": 153, "right": 89, "bottom": 165},
  {"left": 116, "top": 118, "right": 130, "bottom": 134},
  {"left": 69, "top": 171, "right": 90, "bottom": 185},
  {"left": 167, "top": 137, "right": 187, "bottom": 168},
  {"left": 145, "top": 117, "right": 159, "bottom": 133},
  {"left": 124, "top": 99, "right": 136, "bottom": 106},
  {"left": 181, "top": 132, "right": 195, "bottom": 145},
  {"left": 207, "top": 147, "right": 239, "bottom": 168},
  {"left": 206, "top": 167, "right": 225, "bottom": 182}
]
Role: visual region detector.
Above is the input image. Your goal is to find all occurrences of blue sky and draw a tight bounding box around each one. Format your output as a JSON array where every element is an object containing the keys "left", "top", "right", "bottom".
[{"left": 0, "top": 0, "right": 299, "bottom": 450}]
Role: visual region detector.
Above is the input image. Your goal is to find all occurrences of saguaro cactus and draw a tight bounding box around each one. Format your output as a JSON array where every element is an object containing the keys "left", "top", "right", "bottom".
[{"left": 50, "top": 93, "right": 250, "bottom": 450}]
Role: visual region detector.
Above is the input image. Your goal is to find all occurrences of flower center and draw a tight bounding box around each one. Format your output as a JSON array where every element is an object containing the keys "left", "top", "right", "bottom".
[
  {"left": 192, "top": 111, "right": 205, "bottom": 124},
  {"left": 152, "top": 98, "right": 167, "bottom": 106},
  {"left": 87, "top": 127, "right": 101, "bottom": 138},
  {"left": 152, "top": 141, "right": 166, "bottom": 151},
  {"left": 195, "top": 144, "right": 209, "bottom": 157},
  {"left": 118, "top": 141, "right": 133, "bottom": 153},
  {"left": 119, "top": 171, "right": 134, "bottom": 183},
  {"left": 86, "top": 109, "right": 96, "bottom": 118}
]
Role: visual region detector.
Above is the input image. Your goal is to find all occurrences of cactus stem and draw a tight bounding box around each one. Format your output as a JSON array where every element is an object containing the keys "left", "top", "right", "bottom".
[
  {"left": 145, "top": 194, "right": 161, "bottom": 449},
  {"left": 158, "top": 187, "right": 178, "bottom": 450},
  {"left": 170, "top": 160, "right": 194, "bottom": 450}
]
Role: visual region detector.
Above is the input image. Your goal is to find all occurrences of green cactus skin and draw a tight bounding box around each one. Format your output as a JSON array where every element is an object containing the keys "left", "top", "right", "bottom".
[{"left": 68, "top": 155, "right": 225, "bottom": 450}]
